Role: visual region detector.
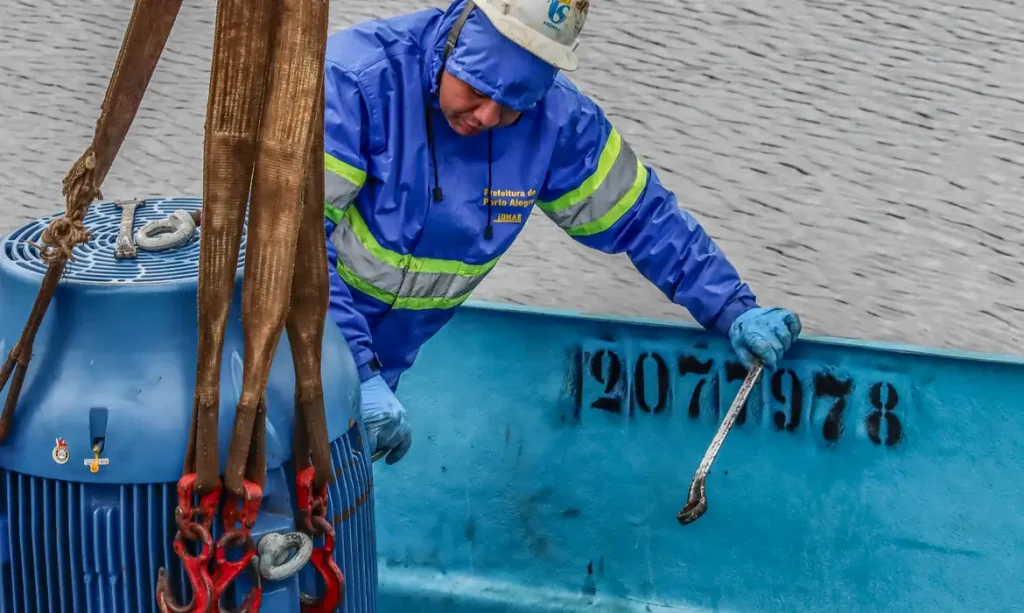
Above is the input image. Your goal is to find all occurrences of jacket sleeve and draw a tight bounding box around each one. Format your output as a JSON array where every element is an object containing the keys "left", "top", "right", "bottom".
[
  {"left": 322, "top": 59, "right": 377, "bottom": 381},
  {"left": 537, "top": 91, "right": 758, "bottom": 336}
]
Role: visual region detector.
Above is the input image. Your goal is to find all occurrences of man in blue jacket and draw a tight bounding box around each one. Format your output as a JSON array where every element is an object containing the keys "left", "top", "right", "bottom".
[{"left": 323, "top": 0, "right": 802, "bottom": 465}]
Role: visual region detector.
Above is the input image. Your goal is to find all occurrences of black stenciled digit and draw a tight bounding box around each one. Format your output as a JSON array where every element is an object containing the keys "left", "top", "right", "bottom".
[
  {"left": 569, "top": 347, "right": 584, "bottom": 420},
  {"left": 866, "top": 382, "right": 902, "bottom": 446},
  {"left": 770, "top": 369, "right": 803, "bottom": 432},
  {"left": 688, "top": 380, "right": 706, "bottom": 418},
  {"left": 813, "top": 372, "right": 853, "bottom": 444},
  {"left": 634, "top": 352, "right": 669, "bottom": 413},
  {"left": 678, "top": 355, "right": 714, "bottom": 419},
  {"left": 588, "top": 349, "right": 623, "bottom": 414},
  {"left": 724, "top": 361, "right": 750, "bottom": 425}
]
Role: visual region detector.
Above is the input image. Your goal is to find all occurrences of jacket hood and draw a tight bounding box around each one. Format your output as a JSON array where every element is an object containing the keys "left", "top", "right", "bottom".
[{"left": 425, "top": 0, "right": 560, "bottom": 112}]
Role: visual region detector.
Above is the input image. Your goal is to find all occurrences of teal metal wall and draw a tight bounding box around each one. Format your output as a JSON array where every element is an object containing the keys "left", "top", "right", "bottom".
[{"left": 373, "top": 301, "right": 1024, "bottom": 612}]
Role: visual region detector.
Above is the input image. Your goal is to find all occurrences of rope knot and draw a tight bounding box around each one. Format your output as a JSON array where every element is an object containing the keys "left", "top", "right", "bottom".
[
  {"left": 30, "top": 217, "right": 91, "bottom": 264},
  {"left": 25, "top": 146, "right": 104, "bottom": 264}
]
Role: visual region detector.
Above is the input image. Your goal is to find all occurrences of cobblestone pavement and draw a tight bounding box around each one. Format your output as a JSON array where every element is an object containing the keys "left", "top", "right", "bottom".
[{"left": 1, "top": 0, "right": 1021, "bottom": 355}]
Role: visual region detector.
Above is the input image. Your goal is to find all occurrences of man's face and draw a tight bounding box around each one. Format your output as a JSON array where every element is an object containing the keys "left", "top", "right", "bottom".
[{"left": 438, "top": 71, "right": 521, "bottom": 137}]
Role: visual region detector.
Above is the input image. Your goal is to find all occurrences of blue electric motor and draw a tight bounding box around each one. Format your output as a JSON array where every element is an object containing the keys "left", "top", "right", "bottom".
[{"left": 0, "top": 197, "right": 377, "bottom": 613}]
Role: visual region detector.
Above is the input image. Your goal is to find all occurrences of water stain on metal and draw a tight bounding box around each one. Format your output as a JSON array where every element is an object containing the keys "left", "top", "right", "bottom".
[
  {"left": 582, "top": 562, "right": 597, "bottom": 595},
  {"left": 333, "top": 475, "right": 374, "bottom": 524},
  {"left": 527, "top": 486, "right": 556, "bottom": 504},
  {"left": 518, "top": 487, "right": 556, "bottom": 559}
]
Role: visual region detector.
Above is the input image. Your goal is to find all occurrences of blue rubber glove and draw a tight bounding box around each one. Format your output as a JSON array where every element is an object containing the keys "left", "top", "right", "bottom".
[
  {"left": 360, "top": 375, "right": 412, "bottom": 465},
  {"left": 728, "top": 307, "right": 802, "bottom": 370}
]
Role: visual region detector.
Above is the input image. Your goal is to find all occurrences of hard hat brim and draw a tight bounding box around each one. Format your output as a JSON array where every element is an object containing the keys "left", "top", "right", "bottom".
[{"left": 474, "top": 3, "right": 579, "bottom": 72}]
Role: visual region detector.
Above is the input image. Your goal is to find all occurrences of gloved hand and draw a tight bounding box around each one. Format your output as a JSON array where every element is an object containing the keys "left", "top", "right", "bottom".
[
  {"left": 728, "top": 307, "right": 802, "bottom": 370},
  {"left": 360, "top": 375, "right": 412, "bottom": 465}
]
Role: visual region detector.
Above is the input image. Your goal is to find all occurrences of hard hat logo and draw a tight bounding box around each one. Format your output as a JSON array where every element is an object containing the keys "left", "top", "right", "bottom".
[
  {"left": 473, "top": 0, "right": 590, "bottom": 71},
  {"left": 547, "top": 0, "right": 571, "bottom": 24}
]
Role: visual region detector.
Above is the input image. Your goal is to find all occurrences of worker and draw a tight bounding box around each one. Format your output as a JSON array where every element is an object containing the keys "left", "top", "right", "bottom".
[{"left": 322, "top": 0, "right": 802, "bottom": 465}]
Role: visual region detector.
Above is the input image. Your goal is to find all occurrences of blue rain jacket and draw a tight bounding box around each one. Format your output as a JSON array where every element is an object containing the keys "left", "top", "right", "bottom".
[{"left": 322, "top": 0, "right": 758, "bottom": 390}]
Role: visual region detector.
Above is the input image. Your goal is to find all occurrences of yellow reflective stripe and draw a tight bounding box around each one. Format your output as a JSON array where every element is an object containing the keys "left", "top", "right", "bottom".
[
  {"left": 566, "top": 161, "right": 648, "bottom": 237},
  {"left": 324, "top": 152, "right": 366, "bottom": 225},
  {"left": 325, "top": 203, "right": 344, "bottom": 225},
  {"left": 329, "top": 204, "right": 499, "bottom": 310},
  {"left": 334, "top": 262, "right": 474, "bottom": 310},
  {"left": 324, "top": 152, "right": 367, "bottom": 188},
  {"left": 537, "top": 128, "right": 622, "bottom": 215},
  {"left": 344, "top": 206, "right": 499, "bottom": 277}
]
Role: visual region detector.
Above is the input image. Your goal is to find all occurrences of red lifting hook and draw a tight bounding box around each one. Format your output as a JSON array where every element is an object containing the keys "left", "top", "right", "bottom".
[
  {"left": 212, "top": 480, "right": 264, "bottom": 613},
  {"left": 155, "top": 524, "right": 215, "bottom": 613},
  {"left": 302, "top": 515, "right": 345, "bottom": 613},
  {"left": 156, "top": 474, "right": 221, "bottom": 613},
  {"left": 296, "top": 467, "right": 345, "bottom": 613}
]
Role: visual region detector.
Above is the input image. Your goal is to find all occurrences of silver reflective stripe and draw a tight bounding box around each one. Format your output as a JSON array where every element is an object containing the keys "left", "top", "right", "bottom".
[
  {"left": 325, "top": 168, "right": 361, "bottom": 212},
  {"left": 544, "top": 137, "right": 641, "bottom": 230},
  {"left": 329, "top": 216, "right": 490, "bottom": 303}
]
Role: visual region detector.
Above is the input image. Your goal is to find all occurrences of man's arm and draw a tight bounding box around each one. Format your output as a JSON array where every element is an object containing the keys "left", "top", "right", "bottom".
[
  {"left": 322, "top": 59, "right": 378, "bottom": 381},
  {"left": 537, "top": 87, "right": 757, "bottom": 336}
]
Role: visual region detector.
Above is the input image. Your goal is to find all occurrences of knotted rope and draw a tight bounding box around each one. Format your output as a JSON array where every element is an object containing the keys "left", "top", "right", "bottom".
[{"left": 27, "top": 147, "right": 104, "bottom": 263}]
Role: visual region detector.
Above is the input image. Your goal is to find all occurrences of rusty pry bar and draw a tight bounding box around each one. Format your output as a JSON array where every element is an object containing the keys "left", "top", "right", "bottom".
[
  {"left": 296, "top": 466, "right": 344, "bottom": 613},
  {"left": 678, "top": 361, "right": 764, "bottom": 525},
  {"left": 156, "top": 474, "right": 222, "bottom": 612},
  {"left": 211, "top": 479, "right": 263, "bottom": 613}
]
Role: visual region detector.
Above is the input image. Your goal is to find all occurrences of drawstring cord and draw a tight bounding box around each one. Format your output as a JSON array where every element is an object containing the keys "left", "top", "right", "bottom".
[
  {"left": 424, "top": 0, "right": 494, "bottom": 239},
  {"left": 424, "top": 97, "right": 443, "bottom": 203},
  {"left": 423, "top": 98, "right": 495, "bottom": 240}
]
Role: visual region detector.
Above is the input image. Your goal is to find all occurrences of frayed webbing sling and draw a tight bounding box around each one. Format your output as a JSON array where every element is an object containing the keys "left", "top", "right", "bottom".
[{"left": 156, "top": 0, "right": 341, "bottom": 610}]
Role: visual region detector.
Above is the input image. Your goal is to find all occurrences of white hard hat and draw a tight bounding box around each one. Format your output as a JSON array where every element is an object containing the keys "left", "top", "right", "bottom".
[{"left": 472, "top": 0, "right": 589, "bottom": 71}]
